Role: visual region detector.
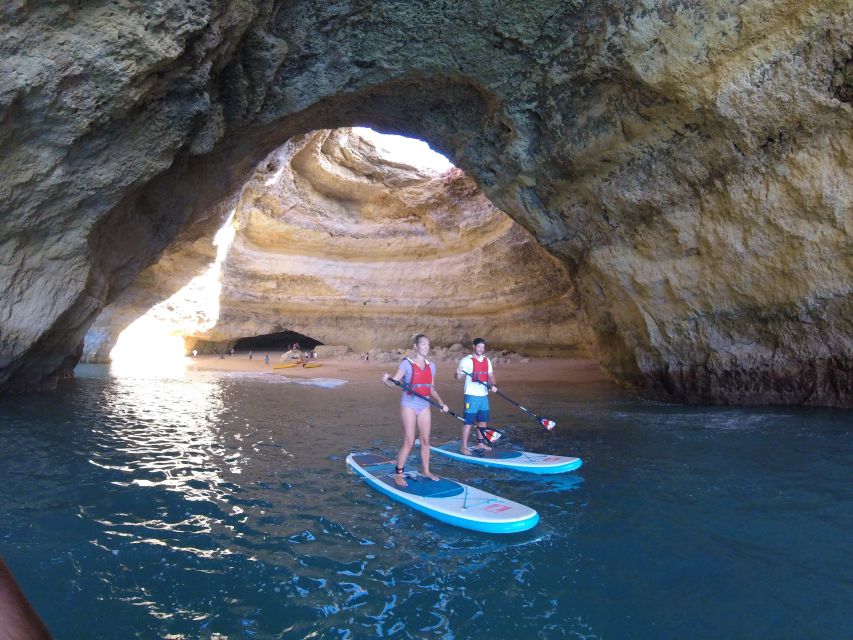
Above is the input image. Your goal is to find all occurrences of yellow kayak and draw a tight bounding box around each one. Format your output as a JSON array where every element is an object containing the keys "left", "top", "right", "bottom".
[
  {"left": 273, "top": 363, "right": 299, "bottom": 369},
  {"left": 302, "top": 363, "right": 323, "bottom": 368}
]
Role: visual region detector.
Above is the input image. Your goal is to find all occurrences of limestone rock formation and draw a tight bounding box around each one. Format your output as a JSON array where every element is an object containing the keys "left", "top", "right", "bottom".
[
  {"left": 1, "top": 1, "right": 850, "bottom": 406},
  {"left": 84, "top": 129, "right": 591, "bottom": 358}
]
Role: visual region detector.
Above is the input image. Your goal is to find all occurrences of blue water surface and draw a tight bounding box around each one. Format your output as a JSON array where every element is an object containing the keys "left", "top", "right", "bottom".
[{"left": 0, "top": 363, "right": 850, "bottom": 639}]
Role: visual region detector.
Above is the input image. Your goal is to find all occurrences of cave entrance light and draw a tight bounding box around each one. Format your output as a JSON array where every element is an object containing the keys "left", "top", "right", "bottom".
[
  {"left": 352, "top": 127, "right": 453, "bottom": 173},
  {"left": 106, "top": 127, "right": 451, "bottom": 374},
  {"left": 108, "top": 210, "right": 238, "bottom": 373}
]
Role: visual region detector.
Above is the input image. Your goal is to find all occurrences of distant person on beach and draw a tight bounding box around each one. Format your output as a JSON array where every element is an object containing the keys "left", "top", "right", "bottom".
[
  {"left": 248, "top": 350, "right": 253, "bottom": 360},
  {"left": 455, "top": 337, "right": 498, "bottom": 455},
  {"left": 192, "top": 349, "right": 198, "bottom": 358},
  {"left": 282, "top": 348, "right": 303, "bottom": 362},
  {"left": 382, "top": 334, "right": 448, "bottom": 487},
  {"left": 0, "top": 557, "right": 53, "bottom": 639},
  {"left": 264, "top": 354, "right": 270, "bottom": 365}
]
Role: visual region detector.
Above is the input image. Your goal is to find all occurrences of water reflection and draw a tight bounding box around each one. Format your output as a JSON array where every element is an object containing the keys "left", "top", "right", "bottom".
[
  {"left": 0, "top": 369, "right": 849, "bottom": 640},
  {"left": 92, "top": 374, "right": 238, "bottom": 553}
]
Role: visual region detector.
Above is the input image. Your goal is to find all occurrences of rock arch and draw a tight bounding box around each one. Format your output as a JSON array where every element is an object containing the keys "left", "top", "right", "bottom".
[
  {"left": 83, "top": 128, "right": 593, "bottom": 360},
  {"left": 1, "top": 1, "right": 850, "bottom": 405}
]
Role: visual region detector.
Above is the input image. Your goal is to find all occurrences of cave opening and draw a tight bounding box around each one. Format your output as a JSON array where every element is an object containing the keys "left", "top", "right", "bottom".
[
  {"left": 232, "top": 330, "right": 323, "bottom": 352},
  {"left": 84, "top": 124, "right": 588, "bottom": 367},
  {"left": 351, "top": 127, "right": 453, "bottom": 172}
]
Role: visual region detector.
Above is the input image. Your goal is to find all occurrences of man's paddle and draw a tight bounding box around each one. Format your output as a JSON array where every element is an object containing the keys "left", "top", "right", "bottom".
[
  {"left": 463, "top": 371, "right": 556, "bottom": 431},
  {"left": 387, "top": 377, "right": 503, "bottom": 443}
]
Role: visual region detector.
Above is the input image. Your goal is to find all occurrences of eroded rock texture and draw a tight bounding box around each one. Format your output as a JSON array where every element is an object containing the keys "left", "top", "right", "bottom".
[
  {"left": 1, "top": 0, "right": 851, "bottom": 405},
  {"left": 84, "top": 129, "right": 591, "bottom": 357}
]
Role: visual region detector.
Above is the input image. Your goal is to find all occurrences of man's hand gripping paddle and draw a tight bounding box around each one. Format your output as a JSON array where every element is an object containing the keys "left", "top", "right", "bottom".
[
  {"left": 386, "top": 378, "right": 503, "bottom": 444},
  {"left": 463, "top": 371, "right": 556, "bottom": 431}
]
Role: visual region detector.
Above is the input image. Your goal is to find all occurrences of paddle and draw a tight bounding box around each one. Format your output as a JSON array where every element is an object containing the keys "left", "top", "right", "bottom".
[
  {"left": 462, "top": 371, "right": 556, "bottom": 431},
  {"left": 386, "top": 377, "right": 503, "bottom": 443}
]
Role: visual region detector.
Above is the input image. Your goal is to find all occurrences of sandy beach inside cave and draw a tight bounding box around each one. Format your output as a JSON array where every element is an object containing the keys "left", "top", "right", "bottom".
[{"left": 185, "top": 351, "right": 612, "bottom": 389}]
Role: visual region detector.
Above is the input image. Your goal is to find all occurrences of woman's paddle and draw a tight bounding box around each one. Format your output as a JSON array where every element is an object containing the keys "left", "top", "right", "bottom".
[
  {"left": 386, "top": 377, "right": 503, "bottom": 443},
  {"left": 463, "top": 372, "right": 556, "bottom": 431}
]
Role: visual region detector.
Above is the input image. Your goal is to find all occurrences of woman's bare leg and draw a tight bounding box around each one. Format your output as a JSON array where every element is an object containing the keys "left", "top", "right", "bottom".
[
  {"left": 416, "top": 409, "right": 439, "bottom": 480},
  {"left": 395, "top": 407, "right": 417, "bottom": 486}
]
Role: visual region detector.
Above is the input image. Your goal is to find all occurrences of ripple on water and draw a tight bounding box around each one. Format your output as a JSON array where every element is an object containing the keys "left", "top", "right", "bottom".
[
  {"left": 0, "top": 368, "right": 850, "bottom": 639},
  {"left": 177, "top": 369, "right": 349, "bottom": 388}
]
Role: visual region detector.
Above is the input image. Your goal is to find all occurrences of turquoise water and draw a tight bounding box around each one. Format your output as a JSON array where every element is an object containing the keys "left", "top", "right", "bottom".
[{"left": 1, "top": 364, "right": 850, "bottom": 639}]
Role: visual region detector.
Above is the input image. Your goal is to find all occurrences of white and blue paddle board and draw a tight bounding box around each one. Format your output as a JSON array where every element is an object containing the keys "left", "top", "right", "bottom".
[
  {"left": 346, "top": 453, "right": 539, "bottom": 534},
  {"left": 428, "top": 441, "right": 582, "bottom": 474}
]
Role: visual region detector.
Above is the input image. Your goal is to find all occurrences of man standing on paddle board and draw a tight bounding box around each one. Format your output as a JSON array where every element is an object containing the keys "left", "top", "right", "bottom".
[
  {"left": 382, "top": 334, "right": 449, "bottom": 487},
  {"left": 456, "top": 337, "right": 498, "bottom": 455}
]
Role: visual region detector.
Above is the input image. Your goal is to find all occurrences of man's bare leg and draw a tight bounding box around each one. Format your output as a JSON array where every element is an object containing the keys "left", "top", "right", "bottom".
[
  {"left": 460, "top": 423, "right": 473, "bottom": 455},
  {"left": 475, "top": 421, "right": 492, "bottom": 450}
]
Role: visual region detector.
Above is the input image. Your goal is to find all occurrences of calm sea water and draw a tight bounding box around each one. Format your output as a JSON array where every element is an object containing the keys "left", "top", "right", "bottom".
[{"left": 0, "top": 364, "right": 850, "bottom": 639}]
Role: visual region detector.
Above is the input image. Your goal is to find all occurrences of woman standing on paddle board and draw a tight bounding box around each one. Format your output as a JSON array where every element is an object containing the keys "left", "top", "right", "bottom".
[
  {"left": 455, "top": 337, "right": 498, "bottom": 455},
  {"left": 382, "top": 334, "right": 449, "bottom": 487}
]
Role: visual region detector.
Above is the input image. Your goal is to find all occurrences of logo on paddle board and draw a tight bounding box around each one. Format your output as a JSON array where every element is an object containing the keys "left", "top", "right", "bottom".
[{"left": 483, "top": 503, "right": 511, "bottom": 513}]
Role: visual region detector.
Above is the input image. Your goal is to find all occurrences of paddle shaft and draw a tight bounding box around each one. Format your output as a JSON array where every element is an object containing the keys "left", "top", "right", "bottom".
[
  {"left": 463, "top": 371, "right": 555, "bottom": 428},
  {"left": 387, "top": 378, "right": 502, "bottom": 440}
]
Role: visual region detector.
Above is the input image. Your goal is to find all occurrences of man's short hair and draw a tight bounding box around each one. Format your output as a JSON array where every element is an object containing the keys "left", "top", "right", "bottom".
[{"left": 472, "top": 338, "right": 486, "bottom": 347}]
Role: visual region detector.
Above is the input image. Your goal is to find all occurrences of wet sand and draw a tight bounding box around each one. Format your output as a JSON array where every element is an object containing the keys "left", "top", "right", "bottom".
[{"left": 186, "top": 351, "right": 612, "bottom": 388}]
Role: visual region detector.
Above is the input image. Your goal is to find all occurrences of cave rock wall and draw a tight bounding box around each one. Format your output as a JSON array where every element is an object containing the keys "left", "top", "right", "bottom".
[{"left": 1, "top": 0, "right": 850, "bottom": 405}]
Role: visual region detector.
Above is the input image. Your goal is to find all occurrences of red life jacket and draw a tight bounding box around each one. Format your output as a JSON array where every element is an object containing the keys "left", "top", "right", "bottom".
[
  {"left": 405, "top": 358, "right": 433, "bottom": 397},
  {"left": 471, "top": 356, "right": 490, "bottom": 384}
]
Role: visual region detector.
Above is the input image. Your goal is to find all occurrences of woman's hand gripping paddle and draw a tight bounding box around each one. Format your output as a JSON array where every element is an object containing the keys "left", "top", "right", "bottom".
[
  {"left": 386, "top": 377, "right": 503, "bottom": 443},
  {"left": 463, "top": 371, "right": 557, "bottom": 431}
]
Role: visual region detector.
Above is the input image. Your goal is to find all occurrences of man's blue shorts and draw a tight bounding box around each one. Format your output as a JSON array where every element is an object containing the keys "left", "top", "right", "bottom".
[{"left": 463, "top": 394, "right": 490, "bottom": 423}]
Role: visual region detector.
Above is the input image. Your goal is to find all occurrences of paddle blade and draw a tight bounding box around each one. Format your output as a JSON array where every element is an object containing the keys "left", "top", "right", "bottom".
[
  {"left": 481, "top": 429, "right": 502, "bottom": 443},
  {"left": 540, "top": 418, "right": 556, "bottom": 431}
]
